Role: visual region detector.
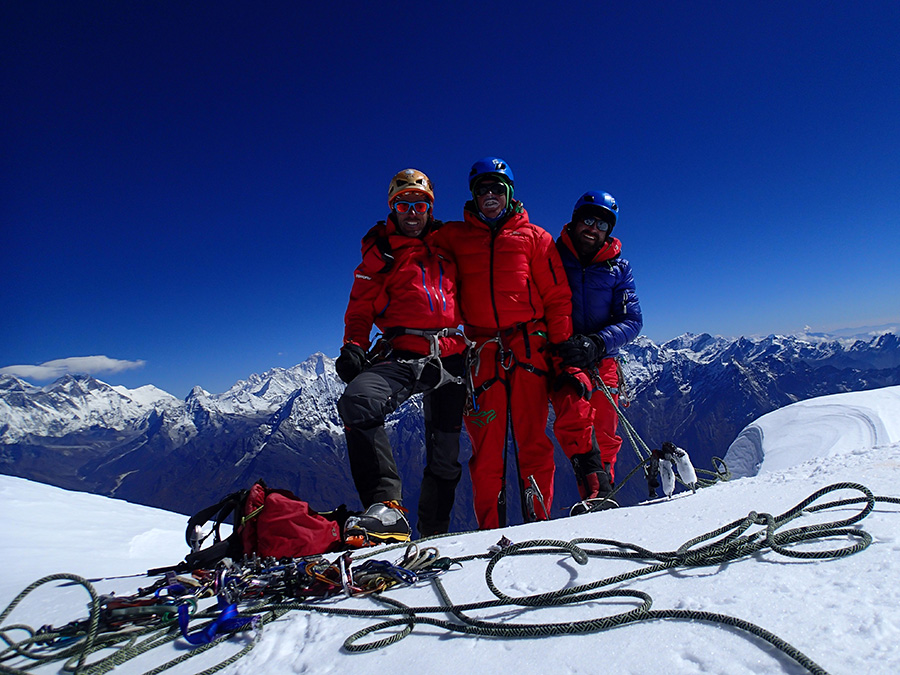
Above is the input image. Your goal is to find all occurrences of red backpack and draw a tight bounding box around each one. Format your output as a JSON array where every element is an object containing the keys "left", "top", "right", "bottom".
[
  {"left": 239, "top": 482, "right": 343, "bottom": 558},
  {"left": 182, "top": 480, "right": 346, "bottom": 569}
]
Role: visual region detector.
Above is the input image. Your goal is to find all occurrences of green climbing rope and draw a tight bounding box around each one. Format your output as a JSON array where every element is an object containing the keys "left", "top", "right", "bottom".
[{"left": 2, "top": 483, "right": 898, "bottom": 675}]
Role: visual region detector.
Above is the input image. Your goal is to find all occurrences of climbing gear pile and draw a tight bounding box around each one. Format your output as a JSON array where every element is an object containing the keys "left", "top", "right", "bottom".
[
  {"left": 0, "top": 543, "right": 453, "bottom": 675},
  {"left": 3, "top": 484, "right": 898, "bottom": 675}
]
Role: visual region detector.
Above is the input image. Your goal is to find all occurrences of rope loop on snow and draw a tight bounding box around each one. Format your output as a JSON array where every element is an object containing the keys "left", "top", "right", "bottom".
[
  {"left": 340, "top": 482, "right": 897, "bottom": 675},
  {"left": 2, "top": 484, "right": 900, "bottom": 675}
]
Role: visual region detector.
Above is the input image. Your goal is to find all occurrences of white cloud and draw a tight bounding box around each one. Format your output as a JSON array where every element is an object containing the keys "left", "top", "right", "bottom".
[{"left": 0, "top": 356, "right": 146, "bottom": 381}]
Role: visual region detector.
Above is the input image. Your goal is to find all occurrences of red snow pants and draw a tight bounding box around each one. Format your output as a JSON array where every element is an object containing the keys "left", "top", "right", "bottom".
[
  {"left": 551, "top": 357, "right": 622, "bottom": 481},
  {"left": 464, "top": 322, "right": 555, "bottom": 530}
]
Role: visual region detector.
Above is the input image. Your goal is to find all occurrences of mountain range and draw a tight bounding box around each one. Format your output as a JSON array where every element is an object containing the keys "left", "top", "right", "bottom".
[{"left": 2, "top": 330, "right": 899, "bottom": 532}]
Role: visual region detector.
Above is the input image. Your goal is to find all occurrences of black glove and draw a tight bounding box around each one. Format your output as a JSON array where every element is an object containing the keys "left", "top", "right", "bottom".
[
  {"left": 335, "top": 343, "right": 367, "bottom": 384},
  {"left": 552, "top": 371, "right": 591, "bottom": 400},
  {"left": 555, "top": 334, "right": 606, "bottom": 369}
]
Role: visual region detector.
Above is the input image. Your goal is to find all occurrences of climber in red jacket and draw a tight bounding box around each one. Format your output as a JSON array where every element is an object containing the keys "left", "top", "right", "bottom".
[
  {"left": 433, "top": 157, "right": 573, "bottom": 529},
  {"left": 336, "top": 169, "right": 468, "bottom": 543}
]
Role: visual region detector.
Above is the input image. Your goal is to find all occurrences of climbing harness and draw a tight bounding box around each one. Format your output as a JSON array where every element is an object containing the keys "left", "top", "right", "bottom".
[
  {"left": 465, "top": 322, "right": 549, "bottom": 414},
  {"left": 371, "top": 326, "right": 474, "bottom": 389}
]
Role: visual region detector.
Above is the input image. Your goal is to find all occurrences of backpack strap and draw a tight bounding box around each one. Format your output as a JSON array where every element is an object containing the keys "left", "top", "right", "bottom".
[
  {"left": 153, "top": 491, "right": 248, "bottom": 574},
  {"left": 362, "top": 221, "right": 395, "bottom": 274},
  {"left": 184, "top": 489, "right": 248, "bottom": 550}
]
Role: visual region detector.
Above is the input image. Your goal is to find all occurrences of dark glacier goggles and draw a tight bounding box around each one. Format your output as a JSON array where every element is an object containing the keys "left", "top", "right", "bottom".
[
  {"left": 393, "top": 200, "right": 431, "bottom": 214},
  {"left": 473, "top": 182, "right": 506, "bottom": 197},
  {"left": 579, "top": 217, "right": 611, "bottom": 232}
]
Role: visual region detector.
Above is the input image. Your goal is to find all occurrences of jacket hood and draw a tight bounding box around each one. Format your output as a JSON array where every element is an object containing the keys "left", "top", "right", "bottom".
[{"left": 558, "top": 226, "right": 622, "bottom": 264}]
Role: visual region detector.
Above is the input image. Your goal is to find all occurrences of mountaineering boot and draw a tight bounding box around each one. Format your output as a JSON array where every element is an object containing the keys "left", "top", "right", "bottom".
[
  {"left": 570, "top": 466, "right": 618, "bottom": 516},
  {"left": 343, "top": 500, "right": 411, "bottom": 547}
]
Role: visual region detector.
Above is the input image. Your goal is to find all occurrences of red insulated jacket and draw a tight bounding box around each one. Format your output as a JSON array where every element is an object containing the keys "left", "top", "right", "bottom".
[
  {"left": 342, "top": 217, "right": 465, "bottom": 357},
  {"left": 433, "top": 202, "right": 573, "bottom": 343}
]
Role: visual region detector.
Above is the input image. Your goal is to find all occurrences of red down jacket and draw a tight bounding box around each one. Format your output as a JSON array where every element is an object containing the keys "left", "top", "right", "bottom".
[
  {"left": 432, "top": 202, "right": 572, "bottom": 341},
  {"left": 342, "top": 217, "right": 466, "bottom": 357}
]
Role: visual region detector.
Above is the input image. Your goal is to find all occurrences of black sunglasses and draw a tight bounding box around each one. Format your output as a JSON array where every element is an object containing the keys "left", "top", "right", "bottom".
[{"left": 474, "top": 183, "right": 506, "bottom": 197}]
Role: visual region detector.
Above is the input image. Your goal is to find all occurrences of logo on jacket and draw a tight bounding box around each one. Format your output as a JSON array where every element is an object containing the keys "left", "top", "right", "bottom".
[{"left": 465, "top": 408, "right": 497, "bottom": 427}]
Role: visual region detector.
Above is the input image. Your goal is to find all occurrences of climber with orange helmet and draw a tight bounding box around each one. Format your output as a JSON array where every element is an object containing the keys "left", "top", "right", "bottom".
[{"left": 336, "top": 169, "right": 469, "bottom": 544}]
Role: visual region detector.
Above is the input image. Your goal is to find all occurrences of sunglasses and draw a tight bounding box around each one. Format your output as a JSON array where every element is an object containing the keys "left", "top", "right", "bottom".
[
  {"left": 393, "top": 201, "right": 431, "bottom": 214},
  {"left": 580, "top": 217, "right": 610, "bottom": 232},
  {"left": 474, "top": 183, "right": 506, "bottom": 197}
]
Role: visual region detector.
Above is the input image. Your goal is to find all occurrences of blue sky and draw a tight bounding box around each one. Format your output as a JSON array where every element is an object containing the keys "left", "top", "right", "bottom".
[{"left": 2, "top": 1, "right": 899, "bottom": 398}]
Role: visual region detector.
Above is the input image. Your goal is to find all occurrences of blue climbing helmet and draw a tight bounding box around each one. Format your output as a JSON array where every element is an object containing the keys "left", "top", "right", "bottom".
[
  {"left": 572, "top": 191, "right": 618, "bottom": 233},
  {"left": 468, "top": 157, "right": 515, "bottom": 198}
]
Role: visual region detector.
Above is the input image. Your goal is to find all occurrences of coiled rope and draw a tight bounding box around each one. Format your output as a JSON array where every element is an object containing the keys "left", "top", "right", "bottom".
[{"left": 2, "top": 483, "right": 898, "bottom": 675}]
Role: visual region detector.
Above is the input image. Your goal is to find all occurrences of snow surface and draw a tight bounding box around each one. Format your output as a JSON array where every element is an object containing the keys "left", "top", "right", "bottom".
[{"left": 3, "top": 387, "right": 900, "bottom": 674}]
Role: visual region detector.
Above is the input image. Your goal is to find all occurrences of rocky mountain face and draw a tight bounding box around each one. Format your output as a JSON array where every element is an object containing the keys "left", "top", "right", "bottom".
[
  {"left": 2, "top": 332, "right": 899, "bottom": 533},
  {"left": 611, "top": 331, "right": 900, "bottom": 506}
]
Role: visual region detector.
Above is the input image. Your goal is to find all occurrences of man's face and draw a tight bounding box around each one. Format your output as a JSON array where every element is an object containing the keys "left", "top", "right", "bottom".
[
  {"left": 392, "top": 192, "right": 432, "bottom": 237},
  {"left": 571, "top": 215, "right": 610, "bottom": 257},
  {"left": 474, "top": 180, "right": 507, "bottom": 220}
]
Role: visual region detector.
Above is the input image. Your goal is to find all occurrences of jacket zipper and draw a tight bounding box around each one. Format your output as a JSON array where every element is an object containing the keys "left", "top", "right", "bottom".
[{"left": 489, "top": 229, "right": 501, "bottom": 328}]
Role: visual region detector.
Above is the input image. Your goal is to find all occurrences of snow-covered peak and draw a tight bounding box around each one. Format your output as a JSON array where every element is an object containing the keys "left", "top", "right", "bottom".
[
  {"left": 188, "top": 385, "right": 211, "bottom": 399},
  {"left": 186, "top": 353, "right": 339, "bottom": 417},
  {"left": 110, "top": 383, "right": 179, "bottom": 407},
  {"left": 659, "top": 332, "right": 730, "bottom": 356},
  {"left": 0, "top": 356, "right": 346, "bottom": 446},
  {"left": 0, "top": 374, "right": 41, "bottom": 395},
  {"left": 0, "top": 373, "right": 182, "bottom": 443}
]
